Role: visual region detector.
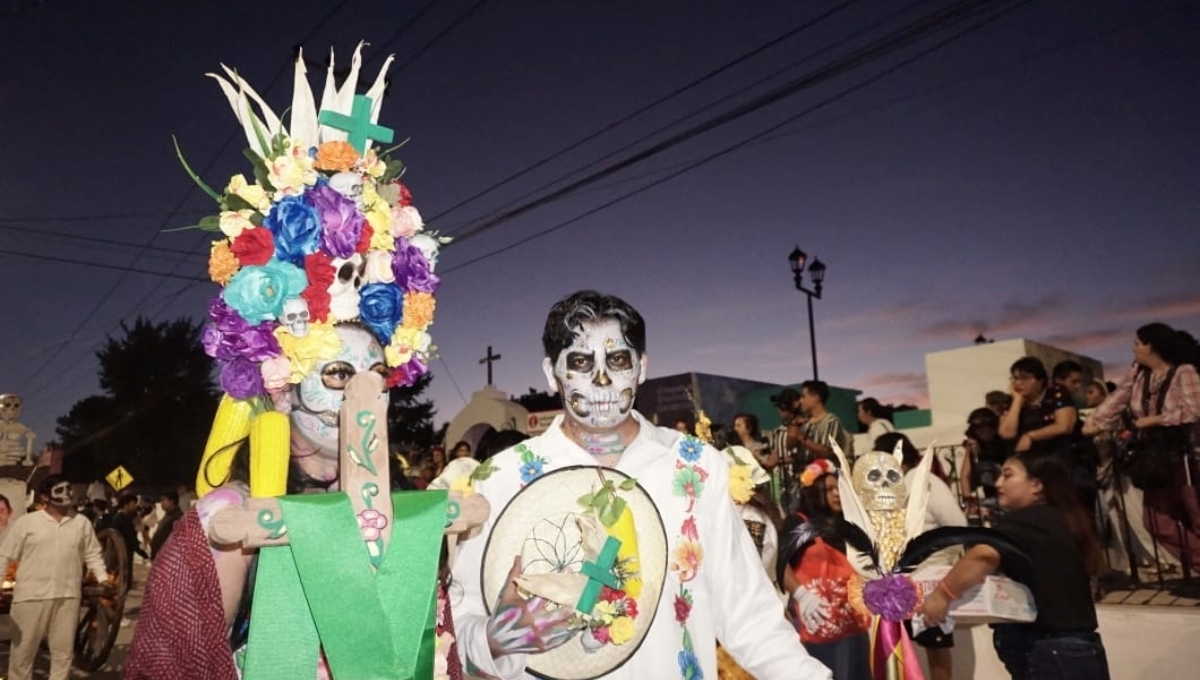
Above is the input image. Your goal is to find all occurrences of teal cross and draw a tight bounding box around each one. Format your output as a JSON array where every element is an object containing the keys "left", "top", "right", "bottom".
[
  {"left": 576, "top": 536, "right": 622, "bottom": 613},
  {"left": 318, "top": 94, "right": 395, "bottom": 154}
]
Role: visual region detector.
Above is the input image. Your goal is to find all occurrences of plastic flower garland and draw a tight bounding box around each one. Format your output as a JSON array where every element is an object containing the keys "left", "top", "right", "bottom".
[
  {"left": 799, "top": 458, "right": 838, "bottom": 488},
  {"left": 185, "top": 44, "right": 446, "bottom": 400}
]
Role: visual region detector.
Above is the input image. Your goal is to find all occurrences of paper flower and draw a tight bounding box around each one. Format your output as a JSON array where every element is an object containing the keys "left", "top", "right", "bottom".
[
  {"left": 309, "top": 182, "right": 365, "bottom": 258},
  {"left": 222, "top": 259, "right": 308, "bottom": 322},
  {"left": 861, "top": 574, "right": 922, "bottom": 622},
  {"left": 609, "top": 616, "right": 634, "bottom": 645}
]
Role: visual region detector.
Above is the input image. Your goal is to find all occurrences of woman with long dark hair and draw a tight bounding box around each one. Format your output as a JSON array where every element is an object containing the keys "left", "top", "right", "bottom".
[
  {"left": 777, "top": 461, "right": 871, "bottom": 679},
  {"left": 921, "top": 450, "right": 1108, "bottom": 679},
  {"left": 1083, "top": 322, "right": 1200, "bottom": 568}
]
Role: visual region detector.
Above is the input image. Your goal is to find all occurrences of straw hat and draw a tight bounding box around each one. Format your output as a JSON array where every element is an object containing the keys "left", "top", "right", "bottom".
[{"left": 481, "top": 466, "right": 667, "bottom": 680}]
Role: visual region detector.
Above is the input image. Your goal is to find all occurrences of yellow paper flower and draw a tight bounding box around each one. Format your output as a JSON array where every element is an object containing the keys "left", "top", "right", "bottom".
[
  {"left": 361, "top": 148, "right": 387, "bottom": 178},
  {"left": 208, "top": 240, "right": 239, "bottom": 285},
  {"left": 593, "top": 600, "right": 617, "bottom": 625},
  {"left": 609, "top": 616, "right": 635, "bottom": 645},
  {"left": 728, "top": 465, "right": 754, "bottom": 504},
  {"left": 225, "top": 174, "right": 271, "bottom": 212},
  {"left": 385, "top": 326, "right": 430, "bottom": 367},
  {"left": 402, "top": 292, "right": 436, "bottom": 330},
  {"left": 362, "top": 182, "right": 395, "bottom": 251},
  {"left": 268, "top": 138, "right": 318, "bottom": 197},
  {"left": 218, "top": 209, "right": 255, "bottom": 239},
  {"left": 273, "top": 322, "right": 342, "bottom": 382}
]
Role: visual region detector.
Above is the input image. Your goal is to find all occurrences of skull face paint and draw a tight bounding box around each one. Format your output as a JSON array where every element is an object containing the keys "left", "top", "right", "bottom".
[
  {"left": 290, "top": 325, "right": 388, "bottom": 461},
  {"left": 542, "top": 319, "right": 645, "bottom": 430},
  {"left": 48, "top": 481, "right": 73, "bottom": 507},
  {"left": 851, "top": 451, "right": 909, "bottom": 512}
]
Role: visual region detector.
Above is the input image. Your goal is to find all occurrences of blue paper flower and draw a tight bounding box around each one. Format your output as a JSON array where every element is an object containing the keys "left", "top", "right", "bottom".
[
  {"left": 264, "top": 193, "right": 322, "bottom": 265},
  {"left": 679, "top": 437, "right": 704, "bottom": 462},
  {"left": 358, "top": 283, "right": 404, "bottom": 344}
]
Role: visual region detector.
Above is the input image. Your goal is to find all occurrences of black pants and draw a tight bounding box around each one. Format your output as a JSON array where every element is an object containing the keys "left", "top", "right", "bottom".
[{"left": 992, "top": 626, "right": 1110, "bottom": 680}]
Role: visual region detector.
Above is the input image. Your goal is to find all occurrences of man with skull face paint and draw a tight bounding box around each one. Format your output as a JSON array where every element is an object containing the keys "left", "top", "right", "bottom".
[
  {"left": 451, "top": 291, "right": 831, "bottom": 680},
  {"left": 0, "top": 474, "right": 110, "bottom": 680}
]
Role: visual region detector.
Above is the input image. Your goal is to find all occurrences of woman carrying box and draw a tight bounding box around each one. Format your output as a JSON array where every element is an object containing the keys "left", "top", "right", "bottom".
[{"left": 920, "top": 450, "right": 1109, "bottom": 680}]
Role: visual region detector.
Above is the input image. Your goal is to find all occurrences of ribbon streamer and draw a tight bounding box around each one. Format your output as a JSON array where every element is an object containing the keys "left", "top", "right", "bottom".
[{"left": 870, "top": 617, "right": 925, "bottom": 680}]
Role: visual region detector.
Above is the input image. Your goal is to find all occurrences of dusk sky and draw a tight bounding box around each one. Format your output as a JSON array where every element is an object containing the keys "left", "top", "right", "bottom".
[{"left": 3, "top": 0, "right": 1198, "bottom": 453}]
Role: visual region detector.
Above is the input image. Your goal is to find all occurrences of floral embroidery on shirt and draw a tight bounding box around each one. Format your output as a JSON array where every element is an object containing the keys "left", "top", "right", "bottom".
[
  {"left": 673, "top": 437, "right": 707, "bottom": 680},
  {"left": 515, "top": 442, "right": 548, "bottom": 485}
]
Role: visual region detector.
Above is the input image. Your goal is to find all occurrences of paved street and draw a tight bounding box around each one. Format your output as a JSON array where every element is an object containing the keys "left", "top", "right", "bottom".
[{"left": 0, "top": 561, "right": 145, "bottom": 679}]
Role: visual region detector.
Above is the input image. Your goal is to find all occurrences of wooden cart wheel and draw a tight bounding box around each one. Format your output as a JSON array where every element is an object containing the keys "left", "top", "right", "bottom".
[{"left": 74, "top": 527, "right": 130, "bottom": 671}]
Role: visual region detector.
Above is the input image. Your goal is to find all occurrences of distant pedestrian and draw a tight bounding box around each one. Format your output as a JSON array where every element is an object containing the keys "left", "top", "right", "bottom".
[
  {"left": 150, "top": 490, "right": 183, "bottom": 559},
  {"left": 0, "top": 474, "right": 110, "bottom": 680}
]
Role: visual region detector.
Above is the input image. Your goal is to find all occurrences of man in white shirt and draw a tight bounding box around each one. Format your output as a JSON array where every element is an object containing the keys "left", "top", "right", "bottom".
[
  {"left": 0, "top": 474, "right": 110, "bottom": 680},
  {"left": 451, "top": 290, "right": 831, "bottom": 680}
]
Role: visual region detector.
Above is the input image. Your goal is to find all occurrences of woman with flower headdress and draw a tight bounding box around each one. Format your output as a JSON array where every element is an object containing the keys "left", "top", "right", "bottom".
[{"left": 777, "top": 460, "right": 872, "bottom": 679}]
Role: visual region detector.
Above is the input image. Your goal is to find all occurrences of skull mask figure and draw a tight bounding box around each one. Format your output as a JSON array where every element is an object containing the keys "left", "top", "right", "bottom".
[
  {"left": 329, "top": 171, "right": 365, "bottom": 209},
  {"left": 280, "top": 297, "right": 311, "bottom": 337},
  {"left": 851, "top": 450, "right": 908, "bottom": 512},
  {"left": 47, "top": 481, "right": 73, "bottom": 507},
  {"left": 328, "top": 254, "right": 366, "bottom": 320},
  {"left": 542, "top": 318, "right": 646, "bottom": 430},
  {"left": 0, "top": 394, "right": 22, "bottom": 423}
]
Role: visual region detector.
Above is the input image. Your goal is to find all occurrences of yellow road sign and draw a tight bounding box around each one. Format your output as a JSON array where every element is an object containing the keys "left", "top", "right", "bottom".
[{"left": 106, "top": 465, "right": 134, "bottom": 492}]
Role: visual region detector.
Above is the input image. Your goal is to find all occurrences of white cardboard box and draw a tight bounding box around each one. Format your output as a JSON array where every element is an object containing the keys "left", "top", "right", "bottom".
[{"left": 911, "top": 565, "right": 1037, "bottom": 624}]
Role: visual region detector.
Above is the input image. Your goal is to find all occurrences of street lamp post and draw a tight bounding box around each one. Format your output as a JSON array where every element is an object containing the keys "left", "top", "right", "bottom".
[{"left": 788, "top": 246, "right": 826, "bottom": 381}]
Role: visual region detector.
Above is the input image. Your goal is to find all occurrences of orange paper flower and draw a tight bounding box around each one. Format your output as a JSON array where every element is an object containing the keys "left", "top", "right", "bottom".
[
  {"left": 402, "top": 292, "right": 436, "bottom": 329},
  {"left": 208, "top": 240, "right": 240, "bottom": 285},
  {"left": 314, "top": 141, "right": 360, "bottom": 172}
]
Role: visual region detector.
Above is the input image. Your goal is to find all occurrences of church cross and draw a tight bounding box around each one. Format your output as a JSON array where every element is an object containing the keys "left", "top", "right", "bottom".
[
  {"left": 318, "top": 95, "right": 395, "bottom": 154},
  {"left": 479, "top": 346, "right": 502, "bottom": 386}
]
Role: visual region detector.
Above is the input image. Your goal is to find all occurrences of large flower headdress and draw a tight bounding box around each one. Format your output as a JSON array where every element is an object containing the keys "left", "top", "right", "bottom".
[{"left": 186, "top": 43, "right": 445, "bottom": 400}]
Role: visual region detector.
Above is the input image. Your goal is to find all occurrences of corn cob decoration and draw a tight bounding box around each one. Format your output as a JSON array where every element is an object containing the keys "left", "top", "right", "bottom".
[
  {"left": 196, "top": 395, "right": 253, "bottom": 497},
  {"left": 608, "top": 503, "right": 642, "bottom": 598},
  {"left": 249, "top": 410, "right": 290, "bottom": 498}
]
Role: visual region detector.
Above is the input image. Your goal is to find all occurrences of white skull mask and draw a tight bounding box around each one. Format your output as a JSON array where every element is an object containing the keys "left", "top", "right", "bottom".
[
  {"left": 542, "top": 319, "right": 645, "bottom": 430},
  {"left": 48, "top": 481, "right": 73, "bottom": 507},
  {"left": 327, "top": 254, "right": 366, "bottom": 321},
  {"left": 851, "top": 451, "right": 908, "bottom": 512},
  {"left": 409, "top": 233, "right": 441, "bottom": 272},
  {"left": 329, "top": 171, "right": 365, "bottom": 209},
  {"left": 280, "top": 297, "right": 311, "bottom": 337},
  {"left": 290, "top": 325, "right": 387, "bottom": 461},
  {"left": 0, "top": 394, "right": 22, "bottom": 423}
]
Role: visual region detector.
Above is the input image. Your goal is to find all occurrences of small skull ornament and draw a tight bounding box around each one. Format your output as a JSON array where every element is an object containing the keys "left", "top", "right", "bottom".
[
  {"left": 280, "top": 297, "right": 310, "bottom": 337},
  {"left": 328, "top": 254, "right": 366, "bottom": 320},
  {"left": 851, "top": 450, "right": 908, "bottom": 512},
  {"left": 329, "top": 171, "right": 365, "bottom": 209},
  {"left": 0, "top": 394, "right": 22, "bottom": 423}
]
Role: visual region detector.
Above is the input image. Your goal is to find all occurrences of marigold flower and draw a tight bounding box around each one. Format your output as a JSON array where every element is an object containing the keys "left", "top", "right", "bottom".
[
  {"left": 208, "top": 240, "right": 240, "bottom": 285},
  {"left": 315, "top": 141, "right": 360, "bottom": 172},
  {"left": 402, "top": 292, "right": 436, "bottom": 329}
]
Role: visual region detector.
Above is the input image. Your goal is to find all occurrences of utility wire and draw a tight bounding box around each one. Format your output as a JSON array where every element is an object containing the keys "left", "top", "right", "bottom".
[
  {"left": 440, "top": 0, "right": 936, "bottom": 235},
  {"left": 0, "top": 223, "right": 207, "bottom": 259},
  {"left": 443, "top": 0, "right": 1006, "bottom": 246},
  {"left": 426, "top": 0, "right": 864, "bottom": 225},
  {"left": 439, "top": 0, "right": 1032, "bottom": 275},
  {"left": 0, "top": 247, "right": 207, "bottom": 281},
  {"left": 391, "top": 0, "right": 491, "bottom": 76},
  {"left": 15, "top": 0, "right": 354, "bottom": 397}
]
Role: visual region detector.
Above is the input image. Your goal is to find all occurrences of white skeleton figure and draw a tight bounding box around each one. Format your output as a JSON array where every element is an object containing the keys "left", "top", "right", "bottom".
[
  {"left": 327, "top": 253, "right": 366, "bottom": 321},
  {"left": 328, "top": 171, "right": 365, "bottom": 209},
  {"left": 289, "top": 325, "right": 388, "bottom": 485},
  {"left": 541, "top": 319, "right": 647, "bottom": 430},
  {"left": 280, "top": 297, "right": 311, "bottom": 337},
  {"left": 851, "top": 449, "right": 909, "bottom": 571},
  {"left": 0, "top": 394, "right": 35, "bottom": 466}
]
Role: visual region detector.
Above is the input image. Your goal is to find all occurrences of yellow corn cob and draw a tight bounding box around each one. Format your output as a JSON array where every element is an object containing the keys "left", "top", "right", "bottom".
[
  {"left": 195, "top": 395, "right": 253, "bottom": 497},
  {"left": 249, "top": 410, "right": 290, "bottom": 498},
  {"left": 608, "top": 504, "right": 642, "bottom": 598}
]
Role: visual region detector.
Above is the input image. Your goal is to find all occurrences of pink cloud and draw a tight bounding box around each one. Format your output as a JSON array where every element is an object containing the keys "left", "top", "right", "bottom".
[
  {"left": 1116, "top": 292, "right": 1200, "bottom": 323},
  {"left": 1042, "top": 327, "right": 1128, "bottom": 350}
]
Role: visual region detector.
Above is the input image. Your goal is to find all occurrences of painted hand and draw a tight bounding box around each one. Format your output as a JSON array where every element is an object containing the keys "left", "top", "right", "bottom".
[
  {"left": 791, "top": 585, "right": 831, "bottom": 634},
  {"left": 486, "top": 556, "right": 576, "bottom": 658}
]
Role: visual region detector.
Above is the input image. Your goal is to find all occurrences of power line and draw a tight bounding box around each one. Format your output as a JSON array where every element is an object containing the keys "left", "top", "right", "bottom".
[
  {"left": 14, "top": 0, "right": 354, "bottom": 398},
  {"left": 444, "top": 0, "right": 1006, "bottom": 246},
  {"left": 439, "top": 0, "right": 936, "bottom": 235},
  {"left": 426, "top": 0, "right": 865, "bottom": 225},
  {"left": 0, "top": 223, "right": 207, "bottom": 259},
  {"left": 440, "top": 0, "right": 1032, "bottom": 275},
  {"left": 0, "top": 210, "right": 207, "bottom": 223},
  {"left": 0, "top": 247, "right": 207, "bottom": 281}
]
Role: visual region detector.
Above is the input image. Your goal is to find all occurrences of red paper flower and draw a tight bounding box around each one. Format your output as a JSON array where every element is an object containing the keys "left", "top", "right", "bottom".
[
  {"left": 230, "top": 227, "right": 275, "bottom": 266},
  {"left": 301, "top": 252, "right": 334, "bottom": 322},
  {"left": 623, "top": 597, "right": 638, "bottom": 619},
  {"left": 600, "top": 586, "right": 625, "bottom": 603},
  {"left": 355, "top": 222, "right": 374, "bottom": 254}
]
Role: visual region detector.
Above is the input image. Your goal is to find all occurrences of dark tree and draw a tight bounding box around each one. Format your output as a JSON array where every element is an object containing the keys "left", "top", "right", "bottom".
[
  {"left": 387, "top": 372, "right": 439, "bottom": 452},
  {"left": 57, "top": 317, "right": 219, "bottom": 487},
  {"left": 512, "top": 387, "right": 561, "bottom": 412}
]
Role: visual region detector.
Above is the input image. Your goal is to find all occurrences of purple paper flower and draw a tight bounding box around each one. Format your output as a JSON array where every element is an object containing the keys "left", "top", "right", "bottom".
[
  {"left": 863, "top": 574, "right": 920, "bottom": 622},
  {"left": 264, "top": 194, "right": 321, "bottom": 265},
  {"left": 219, "top": 356, "right": 264, "bottom": 399},
  {"left": 391, "top": 238, "right": 440, "bottom": 294},
  {"left": 306, "top": 182, "right": 365, "bottom": 259},
  {"left": 203, "top": 300, "right": 281, "bottom": 362}
]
